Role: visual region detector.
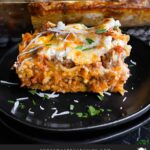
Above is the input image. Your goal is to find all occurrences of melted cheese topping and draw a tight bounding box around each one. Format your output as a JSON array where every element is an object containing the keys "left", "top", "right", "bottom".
[{"left": 19, "top": 18, "right": 129, "bottom": 65}]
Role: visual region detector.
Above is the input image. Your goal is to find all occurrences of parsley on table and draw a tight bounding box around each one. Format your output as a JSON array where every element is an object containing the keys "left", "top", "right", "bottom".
[{"left": 96, "top": 29, "right": 106, "bottom": 34}]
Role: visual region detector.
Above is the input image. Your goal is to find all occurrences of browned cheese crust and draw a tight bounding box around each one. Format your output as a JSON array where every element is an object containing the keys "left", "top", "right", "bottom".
[{"left": 28, "top": 0, "right": 150, "bottom": 28}]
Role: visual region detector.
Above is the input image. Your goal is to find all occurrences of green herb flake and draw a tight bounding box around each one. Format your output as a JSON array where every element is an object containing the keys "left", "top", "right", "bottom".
[
  {"left": 75, "top": 45, "right": 94, "bottom": 51},
  {"left": 86, "top": 38, "right": 94, "bottom": 44},
  {"left": 32, "top": 99, "right": 36, "bottom": 106},
  {"left": 70, "top": 112, "right": 74, "bottom": 115},
  {"left": 137, "top": 139, "right": 150, "bottom": 145},
  {"left": 128, "top": 64, "right": 135, "bottom": 68},
  {"left": 70, "top": 104, "right": 74, "bottom": 111},
  {"left": 76, "top": 112, "right": 83, "bottom": 118},
  {"left": 82, "top": 47, "right": 93, "bottom": 51},
  {"left": 97, "top": 94, "right": 104, "bottom": 101},
  {"left": 82, "top": 113, "right": 88, "bottom": 118},
  {"left": 44, "top": 94, "right": 49, "bottom": 100},
  {"left": 100, "top": 108, "right": 105, "bottom": 112},
  {"left": 96, "top": 29, "right": 106, "bottom": 34},
  {"left": 88, "top": 106, "right": 101, "bottom": 116},
  {"left": 75, "top": 45, "right": 83, "bottom": 50},
  {"left": 19, "top": 103, "right": 25, "bottom": 110},
  {"left": 107, "top": 109, "right": 112, "bottom": 112},
  {"left": 76, "top": 112, "right": 88, "bottom": 118},
  {"left": 8, "top": 100, "right": 15, "bottom": 104},
  {"left": 29, "top": 89, "right": 36, "bottom": 95}
]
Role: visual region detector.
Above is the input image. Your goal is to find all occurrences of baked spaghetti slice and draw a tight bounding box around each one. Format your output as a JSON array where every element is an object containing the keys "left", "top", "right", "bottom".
[{"left": 14, "top": 18, "right": 131, "bottom": 95}]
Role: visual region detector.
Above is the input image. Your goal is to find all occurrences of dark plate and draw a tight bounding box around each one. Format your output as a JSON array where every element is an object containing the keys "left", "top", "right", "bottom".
[
  {"left": 0, "top": 36, "right": 150, "bottom": 133},
  {"left": 0, "top": 109, "right": 150, "bottom": 144}
]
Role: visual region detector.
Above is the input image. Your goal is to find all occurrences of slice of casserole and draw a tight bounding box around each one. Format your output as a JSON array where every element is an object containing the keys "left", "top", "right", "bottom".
[{"left": 14, "top": 18, "right": 131, "bottom": 95}]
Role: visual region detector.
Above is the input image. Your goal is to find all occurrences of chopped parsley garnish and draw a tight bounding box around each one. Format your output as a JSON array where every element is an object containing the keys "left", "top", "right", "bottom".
[
  {"left": 8, "top": 100, "right": 15, "bottom": 104},
  {"left": 75, "top": 45, "right": 93, "bottom": 51},
  {"left": 96, "top": 29, "right": 106, "bottom": 34},
  {"left": 76, "top": 112, "right": 83, "bottom": 118},
  {"left": 70, "top": 104, "right": 74, "bottom": 111},
  {"left": 44, "top": 94, "right": 49, "bottom": 100},
  {"left": 76, "top": 112, "right": 88, "bottom": 118},
  {"left": 74, "top": 106, "right": 105, "bottom": 118},
  {"left": 82, "top": 47, "right": 93, "bottom": 51},
  {"left": 29, "top": 89, "right": 36, "bottom": 95},
  {"left": 75, "top": 45, "right": 84, "bottom": 50},
  {"left": 70, "top": 112, "right": 74, "bottom": 115},
  {"left": 20, "top": 103, "right": 25, "bottom": 109},
  {"left": 8, "top": 99, "right": 25, "bottom": 109},
  {"left": 82, "top": 47, "right": 94, "bottom": 51},
  {"left": 97, "top": 94, "right": 104, "bottom": 101},
  {"left": 86, "top": 38, "right": 94, "bottom": 44},
  {"left": 87, "top": 105, "right": 104, "bottom": 116},
  {"left": 107, "top": 109, "right": 112, "bottom": 112},
  {"left": 128, "top": 64, "right": 135, "bottom": 68},
  {"left": 32, "top": 99, "right": 36, "bottom": 106},
  {"left": 82, "top": 113, "right": 88, "bottom": 118}
]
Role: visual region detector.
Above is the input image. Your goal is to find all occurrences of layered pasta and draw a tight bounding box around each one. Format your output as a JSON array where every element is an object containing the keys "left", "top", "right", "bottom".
[{"left": 14, "top": 18, "right": 131, "bottom": 95}]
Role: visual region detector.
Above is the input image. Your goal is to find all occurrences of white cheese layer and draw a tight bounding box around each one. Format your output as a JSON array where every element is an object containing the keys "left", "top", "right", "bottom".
[
  {"left": 34, "top": 19, "right": 128, "bottom": 65},
  {"left": 39, "top": 35, "right": 114, "bottom": 64},
  {"left": 101, "top": 18, "right": 121, "bottom": 30}
]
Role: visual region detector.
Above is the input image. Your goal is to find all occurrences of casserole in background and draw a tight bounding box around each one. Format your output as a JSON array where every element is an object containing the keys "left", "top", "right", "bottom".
[{"left": 28, "top": 0, "right": 150, "bottom": 29}]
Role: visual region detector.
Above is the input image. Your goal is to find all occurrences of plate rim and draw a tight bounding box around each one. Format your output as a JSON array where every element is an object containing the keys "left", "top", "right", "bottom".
[{"left": 0, "top": 109, "right": 150, "bottom": 144}]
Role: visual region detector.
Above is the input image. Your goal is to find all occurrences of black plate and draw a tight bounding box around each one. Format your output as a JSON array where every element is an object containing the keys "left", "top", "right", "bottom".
[
  {"left": 0, "top": 109, "right": 150, "bottom": 144},
  {"left": 0, "top": 36, "right": 150, "bottom": 133}
]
